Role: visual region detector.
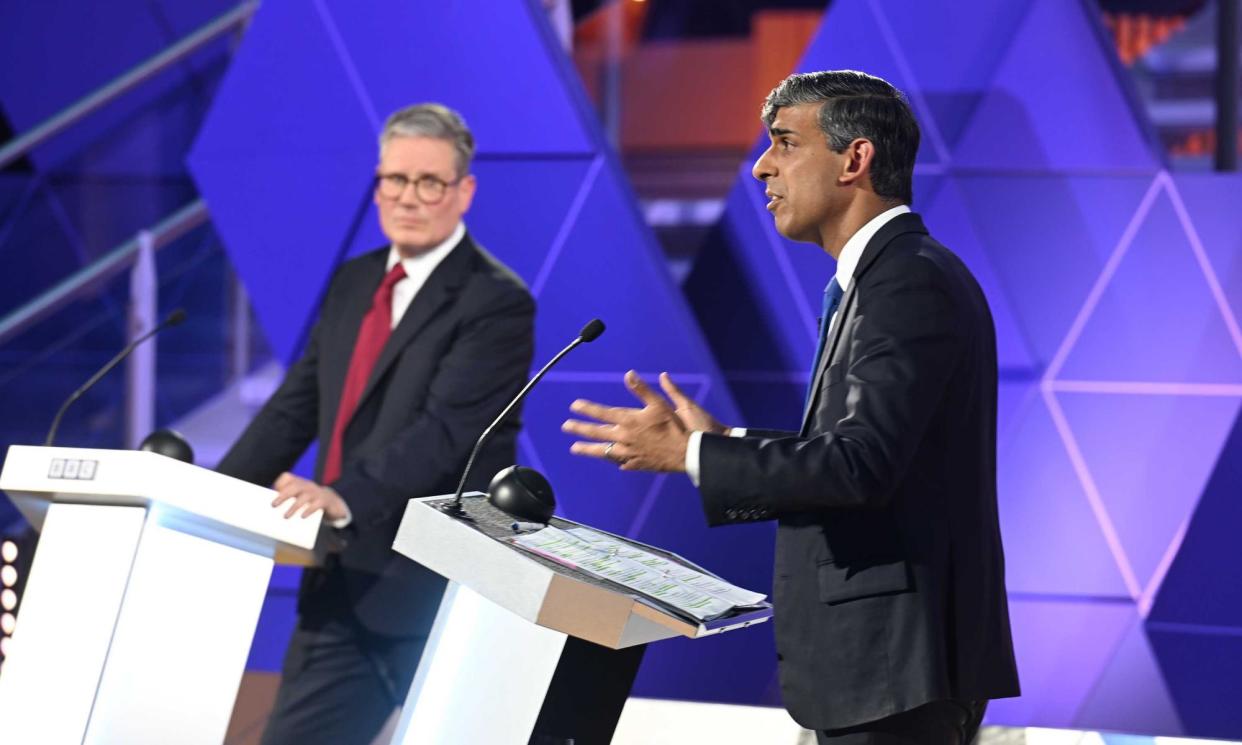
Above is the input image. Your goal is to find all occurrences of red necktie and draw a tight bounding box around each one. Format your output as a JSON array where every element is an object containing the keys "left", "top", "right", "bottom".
[{"left": 322, "top": 263, "right": 407, "bottom": 483}]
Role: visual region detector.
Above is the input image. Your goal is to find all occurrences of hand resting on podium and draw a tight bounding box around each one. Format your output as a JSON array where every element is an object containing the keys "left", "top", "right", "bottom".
[{"left": 271, "top": 471, "right": 350, "bottom": 525}]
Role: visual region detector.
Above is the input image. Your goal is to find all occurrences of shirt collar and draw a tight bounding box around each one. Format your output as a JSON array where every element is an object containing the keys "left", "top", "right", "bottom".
[
  {"left": 386, "top": 221, "right": 466, "bottom": 274},
  {"left": 834, "top": 204, "right": 910, "bottom": 290}
]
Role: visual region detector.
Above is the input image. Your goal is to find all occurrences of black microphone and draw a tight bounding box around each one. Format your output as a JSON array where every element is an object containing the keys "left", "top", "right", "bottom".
[
  {"left": 442, "top": 318, "right": 606, "bottom": 518},
  {"left": 44, "top": 308, "right": 188, "bottom": 447}
]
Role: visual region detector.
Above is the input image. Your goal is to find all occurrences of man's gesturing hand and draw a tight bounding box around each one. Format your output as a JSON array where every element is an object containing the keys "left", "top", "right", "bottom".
[
  {"left": 563, "top": 370, "right": 715, "bottom": 473},
  {"left": 272, "top": 472, "right": 349, "bottom": 521},
  {"left": 658, "top": 372, "right": 728, "bottom": 435}
]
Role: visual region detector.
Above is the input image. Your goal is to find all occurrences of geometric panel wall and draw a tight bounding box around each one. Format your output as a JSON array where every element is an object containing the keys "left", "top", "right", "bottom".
[
  {"left": 0, "top": 0, "right": 235, "bottom": 176},
  {"left": 684, "top": 0, "right": 1242, "bottom": 734},
  {"left": 0, "top": 0, "right": 246, "bottom": 458},
  {"left": 188, "top": 0, "right": 776, "bottom": 705}
]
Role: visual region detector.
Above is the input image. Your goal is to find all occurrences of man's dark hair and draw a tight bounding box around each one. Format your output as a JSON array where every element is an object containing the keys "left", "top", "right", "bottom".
[{"left": 762, "top": 70, "right": 920, "bottom": 205}]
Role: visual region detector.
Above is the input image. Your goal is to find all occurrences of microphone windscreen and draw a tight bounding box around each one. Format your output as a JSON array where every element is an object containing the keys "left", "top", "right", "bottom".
[
  {"left": 165, "top": 308, "right": 188, "bottom": 327},
  {"left": 139, "top": 428, "right": 194, "bottom": 464},
  {"left": 579, "top": 318, "right": 605, "bottom": 343}
]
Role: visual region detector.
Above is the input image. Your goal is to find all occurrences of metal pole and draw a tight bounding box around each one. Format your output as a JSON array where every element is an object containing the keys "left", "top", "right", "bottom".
[
  {"left": 125, "top": 231, "right": 157, "bottom": 448},
  {"left": 230, "top": 275, "right": 251, "bottom": 383},
  {"left": 603, "top": 0, "right": 624, "bottom": 149},
  {"left": 1217, "top": 0, "right": 1239, "bottom": 171},
  {"left": 543, "top": 0, "right": 573, "bottom": 53}
]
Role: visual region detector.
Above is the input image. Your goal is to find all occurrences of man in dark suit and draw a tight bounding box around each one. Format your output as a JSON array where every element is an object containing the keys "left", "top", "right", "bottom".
[
  {"left": 563, "top": 71, "right": 1019, "bottom": 743},
  {"left": 218, "top": 103, "right": 535, "bottom": 745}
]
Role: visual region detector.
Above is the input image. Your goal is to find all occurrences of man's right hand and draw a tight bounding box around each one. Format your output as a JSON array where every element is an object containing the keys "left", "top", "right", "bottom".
[
  {"left": 659, "top": 372, "right": 729, "bottom": 435},
  {"left": 272, "top": 472, "right": 350, "bottom": 521}
]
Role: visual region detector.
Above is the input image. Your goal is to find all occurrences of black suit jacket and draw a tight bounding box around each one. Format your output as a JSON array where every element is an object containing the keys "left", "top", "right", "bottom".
[
  {"left": 218, "top": 233, "right": 535, "bottom": 637},
  {"left": 698, "top": 213, "right": 1020, "bottom": 729}
]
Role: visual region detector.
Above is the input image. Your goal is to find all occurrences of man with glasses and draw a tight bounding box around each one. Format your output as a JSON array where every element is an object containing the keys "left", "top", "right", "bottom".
[{"left": 218, "top": 103, "right": 535, "bottom": 744}]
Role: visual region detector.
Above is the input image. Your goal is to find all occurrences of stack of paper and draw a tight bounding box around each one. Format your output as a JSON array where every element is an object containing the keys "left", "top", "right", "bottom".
[{"left": 511, "top": 525, "right": 766, "bottom": 622}]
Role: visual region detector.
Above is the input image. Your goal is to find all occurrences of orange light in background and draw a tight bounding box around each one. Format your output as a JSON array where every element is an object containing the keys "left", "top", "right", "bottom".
[
  {"left": 1102, "top": 12, "right": 1188, "bottom": 65},
  {"left": 1168, "top": 128, "right": 1242, "bottom": 157},
  {"left": 573, "top": 0, "right": 648, "bottom": 54}
]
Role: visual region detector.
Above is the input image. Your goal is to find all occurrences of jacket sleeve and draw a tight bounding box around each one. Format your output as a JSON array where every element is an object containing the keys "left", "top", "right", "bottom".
[
  {"left": 698, "top": 255, "right": 964, "bottom": 525},
  {"left": 215, "top": 279, "right": 336, "bottom": 487},
  {"left": 330, "top": 283, "right": 536, "bottom": 531},
  {"left": 743, "top": 428, "right": 796, "bottom": 440}
]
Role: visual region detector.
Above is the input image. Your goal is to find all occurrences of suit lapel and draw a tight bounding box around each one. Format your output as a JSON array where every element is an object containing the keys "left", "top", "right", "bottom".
[
  {"left": 340, "top": 252, "right": 387, "bottom": 337},
  {"left": 351, "top": 234, "right": 475, "bottom": 417},
  {"left": 799, "top": 212, "right": 929, "bottom": 433},
  {"left": 800, "top": 282, "right": 857, "bottom": 433}
]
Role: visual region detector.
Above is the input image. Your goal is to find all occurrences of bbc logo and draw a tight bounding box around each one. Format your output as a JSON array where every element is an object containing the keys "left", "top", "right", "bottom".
[{"left": 47, "top": 459, "right": 98, "bottom": 481}]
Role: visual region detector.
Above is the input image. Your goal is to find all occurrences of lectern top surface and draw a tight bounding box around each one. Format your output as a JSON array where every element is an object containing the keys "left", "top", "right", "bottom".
[
  {"left": 0, "top": 445, "right": 319, "bottom": 552},
  {"left": 424, "top": 495, "right": 767, "bottom": 628}
]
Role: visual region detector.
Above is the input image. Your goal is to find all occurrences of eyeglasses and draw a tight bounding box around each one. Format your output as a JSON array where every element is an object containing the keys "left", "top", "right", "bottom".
[{"left": 375, "top": 172, "right": 463, "bottom": 205}]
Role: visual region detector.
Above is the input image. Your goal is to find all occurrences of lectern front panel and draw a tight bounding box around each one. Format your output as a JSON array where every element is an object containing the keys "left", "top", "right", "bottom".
[
  {"left": 83, "top": 509, "right": 274, "bottom": 744},
  {"left": 393, "top": 582, "right": 568, "bottom": 744},
  {"left": 0, "top": 503, "right": 146, "bottom": 744}
]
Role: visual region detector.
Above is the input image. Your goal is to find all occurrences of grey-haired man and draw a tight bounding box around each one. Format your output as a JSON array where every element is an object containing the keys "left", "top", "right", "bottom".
[{"left": 219, "top": 103, "right": 535, "bottom": 744}]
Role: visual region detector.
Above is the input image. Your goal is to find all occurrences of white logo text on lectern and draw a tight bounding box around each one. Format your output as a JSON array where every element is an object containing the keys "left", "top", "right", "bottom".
[{"left": 48, "top": 459, "right": 98, "bottom": 480}]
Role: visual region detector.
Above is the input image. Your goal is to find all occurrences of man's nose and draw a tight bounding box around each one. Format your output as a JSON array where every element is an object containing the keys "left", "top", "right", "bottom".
[
  {"left": 752, "top": 147, "right": 774, "bottom": 182},
  {"left": 396, "top": 186, "right": 423, "bottom": 207}
]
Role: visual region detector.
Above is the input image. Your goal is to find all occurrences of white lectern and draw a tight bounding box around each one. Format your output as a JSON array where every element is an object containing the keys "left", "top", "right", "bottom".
[
  {"left": 0, "top": 445, "right": 320, "bottom": 745},
  {"left": 390, "top": 494, "right": 772, "bottom": 745}
]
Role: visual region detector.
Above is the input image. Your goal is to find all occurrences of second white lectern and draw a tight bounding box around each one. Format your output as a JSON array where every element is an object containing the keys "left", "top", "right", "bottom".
[
  {"left": 389, "top": 494, "right": 772, "bottom": 745},
  {"left": 0, "top": 445, "right": 320, "bottom": 745}
]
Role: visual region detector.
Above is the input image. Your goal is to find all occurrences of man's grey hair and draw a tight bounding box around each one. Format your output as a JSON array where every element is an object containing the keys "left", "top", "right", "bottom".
[{"left": 379, "top": 103, "right": 476, "bottom": 177}]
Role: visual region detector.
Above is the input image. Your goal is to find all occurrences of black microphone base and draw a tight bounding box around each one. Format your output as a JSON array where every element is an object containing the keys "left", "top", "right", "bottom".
[
  {"left": 436, "top": 498, "right": 476, "bottom": 522},
  {"left": 488, "top": 466, "right": 555, "bottom": 524}
]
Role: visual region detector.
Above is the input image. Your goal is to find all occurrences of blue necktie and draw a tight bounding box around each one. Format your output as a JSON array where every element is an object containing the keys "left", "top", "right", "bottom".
[{"left": 805, "top": 278, "right": 844, "bottom": 410}]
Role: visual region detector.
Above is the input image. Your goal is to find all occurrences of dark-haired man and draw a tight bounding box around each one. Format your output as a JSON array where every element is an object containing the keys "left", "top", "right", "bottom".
[
  {"left": 564, "top": 70, "right": 1020, "bottom": 743},
  {"left": 219, "top": 103, "right": 534, "bottom": 744}
]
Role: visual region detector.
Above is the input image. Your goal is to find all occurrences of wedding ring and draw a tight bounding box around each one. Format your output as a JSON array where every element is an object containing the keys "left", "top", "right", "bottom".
[{"left": 604, "top": 442, "right": 616, "bottom": 459}]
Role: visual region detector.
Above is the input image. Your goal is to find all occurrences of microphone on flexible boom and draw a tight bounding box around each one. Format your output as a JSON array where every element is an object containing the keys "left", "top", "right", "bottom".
[
  {"left": 441, "top": 318, "right": 606, "bottom": 521},
  {"left": 44, "top": 308, "right": 188, "bottom": 447}
]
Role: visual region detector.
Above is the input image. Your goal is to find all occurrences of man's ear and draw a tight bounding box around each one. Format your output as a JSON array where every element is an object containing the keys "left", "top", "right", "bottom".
[
  {"left": 839, "top": 138, "right": 876, "bottom": 187},
  {"left": 456, "top": 173, "right": 478, "bottom": 212}
]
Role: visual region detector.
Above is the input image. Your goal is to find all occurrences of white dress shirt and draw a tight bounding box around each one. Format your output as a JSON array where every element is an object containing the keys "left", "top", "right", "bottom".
[
  {"left": 684, "top": 205, "right": 911, "bottom": 486},
  {"left": 330, "top": 222, "right": 466, "bottom": 527},
  {"left": 388, "top": 221, "right": 466, "bottom": 328}
]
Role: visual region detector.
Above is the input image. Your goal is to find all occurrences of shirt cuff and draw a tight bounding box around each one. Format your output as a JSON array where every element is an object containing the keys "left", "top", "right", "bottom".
[
  {"left": 329, "top": 491, "right": 352, "bottom": 529},
  {"left": 688, "top": 428, "right": 746, "bottom": 488},
  {"left": 686, "top": 431, "right": 704, "bottom": 487}
]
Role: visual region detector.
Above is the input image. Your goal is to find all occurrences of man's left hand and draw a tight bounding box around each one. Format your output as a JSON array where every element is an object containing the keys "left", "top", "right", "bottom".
[
  {"left": 272, "top": 472, "right": 350, "bottom": 521},
  {"left": 562, "top": 370, "right": 689, "bottom": 473}
]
